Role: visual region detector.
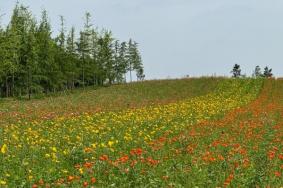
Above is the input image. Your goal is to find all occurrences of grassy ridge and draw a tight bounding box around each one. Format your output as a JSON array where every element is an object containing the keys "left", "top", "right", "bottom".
[
  {"left": 0, "top": 78, "right": 221, "bottom": 124},
  {"left": 0, "top": 78, "right": 265, "bottom": 187}
]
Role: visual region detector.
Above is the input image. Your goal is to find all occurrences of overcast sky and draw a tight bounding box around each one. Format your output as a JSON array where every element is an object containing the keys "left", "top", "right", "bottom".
[{"left": 0, "top": 0, "right": 282, "bottom": 79}]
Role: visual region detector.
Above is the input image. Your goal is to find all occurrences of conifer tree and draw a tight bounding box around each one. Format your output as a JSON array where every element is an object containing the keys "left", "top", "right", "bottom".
[
  {"left": 36, "top": 9, "right": 55, "bottom": 93},
  {"left": 119, "top": 41, "right": 128, "bottom": 83},
  {"left": 263, "top": 66, "right": 273, "bottom": 78},
  {"left": 127, "top": 39, "right": 143, "bottom": 82},
  {"left": 231, "top": 64, "right": 241, "bottom": 78},
  {"left": 90, "top": 28, "right": 99, "bottom": 85},
  {"left": 66, "top": 26, "right": 78, "bottom": 89},
  {"left": 253, "top": 65, "right": 262, "bottom": 78},
  {"left": 77, "top": 12, "right": 92, "bottom": 87},
  {"left": 0, "top": 3, "right": 145, "bottom": 98}
]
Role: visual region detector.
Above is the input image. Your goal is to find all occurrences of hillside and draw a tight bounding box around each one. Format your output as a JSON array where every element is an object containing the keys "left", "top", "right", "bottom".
[
  {"left": 0, "top": 78, "right": 221, "bottom": 124},
  {"left": 2, "top": 78, "right": 282, "bottom": 188}
]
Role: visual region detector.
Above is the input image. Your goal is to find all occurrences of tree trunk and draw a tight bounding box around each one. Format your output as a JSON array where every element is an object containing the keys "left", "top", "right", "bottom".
[
  {"left": 82, "top": 57, "right": 85, "bottom": 88},
  {"left": 5, "top": 77, "right": 9, "bottom": 98},
  {"left": 130, "top": 69, "right": 132, "bottom": 83},
  {"left": 12, "top": 71, "right": 14, "bottom": 97}
]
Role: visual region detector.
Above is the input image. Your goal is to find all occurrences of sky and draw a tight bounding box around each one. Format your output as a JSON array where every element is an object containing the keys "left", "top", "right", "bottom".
[{"left": 0, "top": 0, "right": 282, "bottom": 79}]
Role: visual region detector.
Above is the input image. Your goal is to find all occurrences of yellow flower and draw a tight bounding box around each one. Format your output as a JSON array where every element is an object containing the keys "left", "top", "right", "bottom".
[
  {"left": 108, "top": 141, "right": 114, "bottom": 147},
  {"left": 51, "top": 147, "right": 57, "bottom": 152},
  {"left": 0, "top": 180, "right": 6, "bottom": 185},
  {"left": 79, "top": 168, "right": 84, "bottom": 174},
  {"left": 45, "top": 153, "right": 51, "bottom": 158},
  {"left": 62, "top": 169, "right": 68, "bottom": 173},
  {"left": 1, "top": 144, "right": 7, "bottom": 154}
]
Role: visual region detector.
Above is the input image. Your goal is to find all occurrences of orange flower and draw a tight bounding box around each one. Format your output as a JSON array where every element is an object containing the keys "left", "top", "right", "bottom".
[
  {"left": 83, "top": 162, "right": 93, "bottom": 169},
  {"left": 38, "top": 179, "right": 44, "bottom": 185},
  {"left": 267, "top": 150, "right": 276, "bottom": 160},
  {"left": 91, "top": 177, "right": 96, "bottom": 184},
  {"left": 130, "top": 148, "right": 143, "bottom": 156},
  {"left": 218, "top": 154, "right": 225, "bottom": 161},
  {"left": 99, "top": 154, "right": 109, "bottom": 161},
  {"left": 223, "top": 173, "right": 234, "bottom": 187},
  {"left": 146, "top": 157, "right": 159, "bottom": 166},
  {"left": 130, "top": 160, "right": 138, "bottom": 167},
  {"left": 209, "top": 157, "right": 216, "bottom": 162},
  {"left": 274, "top": 171, "right": 281, "bottom": 177},
  {"left": 117, "top": 155, "right": 129, "bottom": 163},
  {"left": 84, "top": 147, "right": 92, "bottom": 153},
  {"left": 67, "top": 176, "right": 75, "bottom": 182},
  {"left": 74, "top": 164, "right": 81, "bottom": 169},
  {"left": 83, "top": 181, "right": 88, "bottom": 187},
  {"left": 32, "top": 184, "right": 38, "bottom": 188}
]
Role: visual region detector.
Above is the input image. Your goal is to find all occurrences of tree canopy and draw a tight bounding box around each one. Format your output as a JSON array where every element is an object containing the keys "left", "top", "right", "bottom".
[{"left": 0, "top": 3, "right": 144, "bottom": 98}]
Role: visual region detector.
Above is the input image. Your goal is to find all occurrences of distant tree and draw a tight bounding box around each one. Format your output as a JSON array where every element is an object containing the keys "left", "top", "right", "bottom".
[
  {"left": 4, "top": 3, "right": 23, "bottom": 97},
  {"left": 36, "top": 9, "right": 58, "bottom": 93},
  {"left": 253, "top": 65, "right": 263, "bottom": 78},
  {"left": 98, "top": 30, "right": 115, "bottom": 85},
  {"left": 57, "top": 16, "right": 65, "bottom": 48},
  {"left": 66, "top": 26, "right": 79, "bottom": 89},
  {"left": 89, "top": 28, "right": 98, "bottom": 85},
  {"left": 136, "top": 66, "right": 145, "bottom": 81},
  {"left": 263, "top": 66, "right": 273, "bottom": 78},
  {"left": 77, "top": 12, "right": 92, "bottom": 88},
  {"left": 0, "top": 2, "right": 144, "bottom": 98},
  {"left": 231, "top": 64, "right": 241, "bottom": 78},
  {"left": 54, "top": 15, "right": 68, "bottom": 90},
  {"left": 113, "top": 40, "right": 121, "bottom": 83},
  {"left": 118, "top": 41, "right": 128, "bottom": 82},
  {"left": 127, "top": 39, "right": 143, "bottom": 82}
]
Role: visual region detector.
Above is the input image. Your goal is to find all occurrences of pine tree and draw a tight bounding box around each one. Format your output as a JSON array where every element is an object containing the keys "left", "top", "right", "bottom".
[
  {"left": 127, "top": 39, "right": 143, "bottom": 82},
  {"left": 253, "top": 66, "right": 262, "bottom": 78},
  {"left": 0, "top": 2, "right": 144, "bottom": 98},
  {"left": 54, "top": 15, "right": 67, "bottom": 90},
  {"left": 263, "top": 66, "right": 273, "bottom": 78},
  {"left": 119, "top": 41, "right": 128, "bottom": 83},
  {"left": 231, "top": 64, "right": 241, "bottom": 78},
  {"left": 98, "top": 30, "right": 114, "bottom": 85},
  {"left": 136, "top": 66, "right": 145, "bottom": 81},
  {"left": 90, "top": 28, "right": 99, "bottom": 85},
  {"left": 77, "top": 12, "right": 92, "bottom": 87},
  {"left": 4, "top": 3, "right": 23, "bottom": 97},
  {"left": 66, "top": 27, "right": 78, "bottom": 89},
  {"left": 37, "top": 9, "right": 61, "bottom": 93},
  {"left": 113, "top": 40, "right": 121, "bottom": 83},
  {"left": 25, "top": 19, "right": 40, "bottom": 99}
]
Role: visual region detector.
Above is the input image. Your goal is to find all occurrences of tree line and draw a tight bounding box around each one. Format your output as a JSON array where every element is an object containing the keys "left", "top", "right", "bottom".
[
  {"left": 231, "top": 64, "right": 273, "bottom": 78},
  {"left": 0, "top": 3, "right": 145, "bottom": 99}
]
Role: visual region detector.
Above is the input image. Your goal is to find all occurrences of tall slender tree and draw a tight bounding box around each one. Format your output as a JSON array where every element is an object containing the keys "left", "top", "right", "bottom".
[
  {"left": 127, "top": 39, "right": 143, "bottom": 82},
  {"left": 66, "top": 26, "right": 78, "bottom": 89},
  {"left": 263, "top": 66, "right": 273, "bottom": 78},
  {"left": 253, "top": 65, "right": 262, "bottom": 78},
  {"left": 36, "top": 9, "right": 55, "bottom": 93},
  {"left": 77, "top": 12, "right": 93, "bottom": 87},
  {"left": 231, "top": 64, "right": 241, "bottom": 78},
  {"left": 0, "top": 3, "right": 144, "bottom": 98}
]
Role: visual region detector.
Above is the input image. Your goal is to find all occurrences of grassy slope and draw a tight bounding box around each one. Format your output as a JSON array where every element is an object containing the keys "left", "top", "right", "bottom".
[
  {"left": 0, "top": 78, "right": 221, "bottom": 124},
  {"left": 0, "top": 78, "right": 267, "bottom": 187}
]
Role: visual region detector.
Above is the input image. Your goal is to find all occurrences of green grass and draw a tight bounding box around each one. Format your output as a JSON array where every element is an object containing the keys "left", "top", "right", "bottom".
[{"left": 0, "top": 77, "right": 222, "bottom": 124}]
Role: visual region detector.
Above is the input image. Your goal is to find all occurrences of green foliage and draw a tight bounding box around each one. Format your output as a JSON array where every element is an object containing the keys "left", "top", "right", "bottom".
[
  {"left": 231, "top": 64, "right": 241, "bottom": 78},
  {"left": 0, "top": 3, "right": 144, "bottom": 98},
  {"left": 263, "top": 66, "right": 273, "bottom": 78}
]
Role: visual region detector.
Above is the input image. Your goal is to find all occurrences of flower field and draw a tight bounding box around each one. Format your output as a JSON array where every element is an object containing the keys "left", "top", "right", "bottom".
[{"left": 1, "top": 78, "right": 282, "bottom": 187}]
